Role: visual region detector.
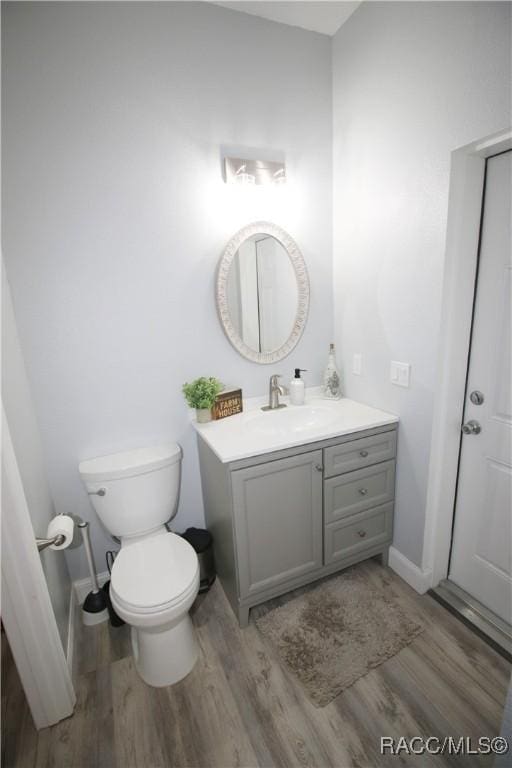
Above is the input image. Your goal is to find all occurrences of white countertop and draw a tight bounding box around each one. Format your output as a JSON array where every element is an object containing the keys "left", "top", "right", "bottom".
[{"left": 192, "top": 389, "right": 398, "bottom": 463}]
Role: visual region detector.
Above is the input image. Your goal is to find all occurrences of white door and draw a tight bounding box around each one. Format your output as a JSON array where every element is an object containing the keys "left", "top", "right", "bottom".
[
  {"left": 2, "top": 408, "right": 76, "bottom": 728},
  {"left": 256, "top": 236, "right": 278, "bottom": 352},
  {"left": 449, "top": 151, "right": 512, "bottom": 623},
  {"left": 256, "top": 236, "right": 297, "bottom": 353},
  {"left": 236, "top": 240, "right": 260, "bottom": 350}
]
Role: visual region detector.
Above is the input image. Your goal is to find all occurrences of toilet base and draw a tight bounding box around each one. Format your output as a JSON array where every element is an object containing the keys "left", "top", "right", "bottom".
[{"left": 131, "top": 614, "right": 199, "bottom": 687}]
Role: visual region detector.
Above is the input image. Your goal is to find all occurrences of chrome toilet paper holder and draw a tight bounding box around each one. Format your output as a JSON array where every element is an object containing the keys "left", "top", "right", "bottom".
[{"left": 36, "top": 534, "right": 65, "bottom": 552}]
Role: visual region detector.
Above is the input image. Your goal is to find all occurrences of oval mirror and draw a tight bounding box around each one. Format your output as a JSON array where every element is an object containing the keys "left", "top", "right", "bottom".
[{"left": 216, "top": 222, "right": 309, "bottom": 364}]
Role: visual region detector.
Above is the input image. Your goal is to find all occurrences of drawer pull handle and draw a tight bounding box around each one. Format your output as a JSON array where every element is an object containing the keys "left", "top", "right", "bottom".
[
  {"left": 357, "top": 530, "right": 367, "bottom": 538},
  {"left": 358, "top": 488, "right": 368, "bottom": 496},
  {"left": 315, "top": 464, "right": 324, "bottom": 472},
  {"left": 359, "top": 450, "right": 369, "bottom": 457}
]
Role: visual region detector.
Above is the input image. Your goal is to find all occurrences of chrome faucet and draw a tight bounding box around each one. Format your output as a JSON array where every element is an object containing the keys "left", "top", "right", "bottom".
[{"left": 261, "top": 374, "right": 287, "bottom": 411}]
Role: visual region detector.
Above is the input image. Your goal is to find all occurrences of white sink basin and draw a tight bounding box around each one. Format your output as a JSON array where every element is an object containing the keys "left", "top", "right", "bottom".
[
  {"left": 192, "top": 392, "right": 398, "bottom": 464},
  {"left": 244, "top": 405, "right": 334, "bottom": 437}
]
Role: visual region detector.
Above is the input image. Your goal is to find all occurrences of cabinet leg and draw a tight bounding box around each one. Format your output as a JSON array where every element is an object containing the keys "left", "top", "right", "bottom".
[
  {"left": 238, "top": 605, "right": 250, "bottom": 628},
  {"left": 379, "top": 548, "right": 389, "bottom": 567}
]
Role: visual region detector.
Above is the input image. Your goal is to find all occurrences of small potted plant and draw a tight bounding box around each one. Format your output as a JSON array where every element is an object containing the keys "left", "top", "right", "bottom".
[{"left": 182, "top": 377, "right": 223, "bottom": 423}]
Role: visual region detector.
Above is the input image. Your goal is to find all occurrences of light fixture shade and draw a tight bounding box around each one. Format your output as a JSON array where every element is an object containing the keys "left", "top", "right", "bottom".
[
  {"left": 235, "top": 170, "right": 256, "bottom": 185},
  {"left": 224, "top": 156, "right": 286, "bottom": 186}
]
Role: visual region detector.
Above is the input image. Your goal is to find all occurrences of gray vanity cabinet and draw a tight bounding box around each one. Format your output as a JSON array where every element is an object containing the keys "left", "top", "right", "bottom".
[
  {"left": 231, "top": 450, "right": 323, "bottom": 599},
  {"left": 197, "top": 423, "right": 397, "bottom": 627}
]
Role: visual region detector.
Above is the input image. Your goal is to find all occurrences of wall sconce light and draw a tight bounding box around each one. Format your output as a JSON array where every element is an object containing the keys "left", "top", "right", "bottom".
[{"left": 224, "top": 156, "right": 286, "bottom": 186}]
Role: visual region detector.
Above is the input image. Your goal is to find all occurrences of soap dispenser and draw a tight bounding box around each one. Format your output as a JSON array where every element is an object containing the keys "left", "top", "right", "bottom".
[{"left": 290, "top": 369, "right": 307, "bottom": 405}]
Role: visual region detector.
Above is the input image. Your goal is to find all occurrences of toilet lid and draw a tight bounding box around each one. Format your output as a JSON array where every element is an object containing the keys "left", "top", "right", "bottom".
[{"left": 110, "top": 533, "right": 198, "bottom": 612}]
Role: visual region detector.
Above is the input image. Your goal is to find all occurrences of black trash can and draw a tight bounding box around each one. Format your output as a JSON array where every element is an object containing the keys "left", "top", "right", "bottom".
[
  {"left": 181, "top": 527, "right": 216, "bottom": 593},
  {"left": 102, "top": 580, "right": 125, "bottom": 627}
]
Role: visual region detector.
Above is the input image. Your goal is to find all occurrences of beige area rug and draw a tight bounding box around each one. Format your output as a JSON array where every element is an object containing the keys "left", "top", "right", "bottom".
[{"left": 255, "top": 567, "right": 424, "bottom": 707}]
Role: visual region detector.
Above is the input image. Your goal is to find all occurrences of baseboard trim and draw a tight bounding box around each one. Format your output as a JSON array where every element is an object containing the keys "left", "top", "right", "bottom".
[
  {"left": 73, "top": 570, "right": 110, "bottom": 605},
  {"left": 66, "top": 586, "right": 76, "bottom": 676},
  {"left": 388, "top": 546, "right": 432, "bottom": 594}
]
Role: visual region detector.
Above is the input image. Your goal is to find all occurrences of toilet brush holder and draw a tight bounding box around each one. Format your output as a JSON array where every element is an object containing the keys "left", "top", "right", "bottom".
[{"left": 78, "top": 521, "right": 109, "bottom": 626}]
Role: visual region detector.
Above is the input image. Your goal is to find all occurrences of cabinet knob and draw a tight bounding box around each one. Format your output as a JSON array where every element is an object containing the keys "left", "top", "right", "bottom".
[
  {"left": 359, "top": 450, "right": 369, "bottom": 458},
  {"left": 315, "top": 464, "right": 324, "bottom": 472},
  {"left": 357, "top": 530, "right": 367, "bottom": 538},
  {"left": 358, "top": 488, "right": 368, "bottom": 496}
]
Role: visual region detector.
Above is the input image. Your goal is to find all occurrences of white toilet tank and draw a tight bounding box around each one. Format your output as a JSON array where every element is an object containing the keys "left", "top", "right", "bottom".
[{"left": 79, "top": 444, "right": 182, "bottom": 538}]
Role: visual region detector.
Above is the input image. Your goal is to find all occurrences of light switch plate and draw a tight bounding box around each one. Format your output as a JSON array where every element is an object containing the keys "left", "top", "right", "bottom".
[
  {"left": 390, "top": 361, "right": 411, "bottom": 388},
  {"left": 352, "top": 353, "right": 362, "bottom": 375}
]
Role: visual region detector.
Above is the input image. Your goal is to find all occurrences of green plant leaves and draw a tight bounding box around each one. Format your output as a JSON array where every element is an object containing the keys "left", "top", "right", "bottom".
[{"left": 182, "top": 377, "right": 223, "bottom": 409}]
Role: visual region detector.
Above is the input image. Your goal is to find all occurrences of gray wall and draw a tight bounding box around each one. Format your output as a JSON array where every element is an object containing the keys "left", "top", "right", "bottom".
[
  {"left": 2, "top": 263, "right": 72, "bottom": 648},
  {"left": 2, "top": 2, "right": 333, "bottom": 579},
  {"left": 332, "top": 1, "right": 511, "bottom": 566}
]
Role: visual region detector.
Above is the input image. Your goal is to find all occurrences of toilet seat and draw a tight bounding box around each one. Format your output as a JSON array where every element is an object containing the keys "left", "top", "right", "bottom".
[{"left": 110, "top": 532, "right": 199, "bottom": 616}]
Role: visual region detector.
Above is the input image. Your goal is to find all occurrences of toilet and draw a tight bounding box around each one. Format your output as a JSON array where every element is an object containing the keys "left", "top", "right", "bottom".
[{"left": 78, "top": 443, "right": 200, "bottom": 687}]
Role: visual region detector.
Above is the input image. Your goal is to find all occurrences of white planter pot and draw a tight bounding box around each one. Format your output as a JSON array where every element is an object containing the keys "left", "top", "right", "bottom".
[{"left": 196, "top": 408, "right": 212, "bottom": 424}]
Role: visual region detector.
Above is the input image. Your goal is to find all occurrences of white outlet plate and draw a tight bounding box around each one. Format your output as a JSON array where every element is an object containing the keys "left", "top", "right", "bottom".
[
  {"left": 352, "top": 353, "right": 362, "bottom": 375},
  {"left": 390, "top": 361, "right": 411, "bottom": 388}
]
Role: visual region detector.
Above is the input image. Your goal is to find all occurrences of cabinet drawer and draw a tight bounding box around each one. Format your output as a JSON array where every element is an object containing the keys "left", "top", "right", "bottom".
[
  {"left": 324, "top": 430, "right": 397, "bottom": 478},
  {"left": 324, "top": 460, "right": 395, "bottom": 523},
  {"left": 324, "top": 503, "right": 393, "bottom": 565}
]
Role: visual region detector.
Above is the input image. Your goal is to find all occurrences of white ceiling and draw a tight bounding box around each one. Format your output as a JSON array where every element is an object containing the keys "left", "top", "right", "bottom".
[{"left": 212, "top": 2, "right": 362, "bottom": 36}]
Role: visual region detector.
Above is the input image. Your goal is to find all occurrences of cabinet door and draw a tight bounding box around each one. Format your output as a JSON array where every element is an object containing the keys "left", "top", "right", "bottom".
[{"left": 232, "top": 450, "right": 323, "bottom": 598}]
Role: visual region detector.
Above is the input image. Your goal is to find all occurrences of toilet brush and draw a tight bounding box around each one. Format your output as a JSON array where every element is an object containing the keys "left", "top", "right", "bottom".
[{"left": 78, "top": 521, "right": 109, "bottom": 626}]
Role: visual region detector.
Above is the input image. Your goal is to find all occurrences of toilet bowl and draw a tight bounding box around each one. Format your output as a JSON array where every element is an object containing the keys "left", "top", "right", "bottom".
[
  {"left": 110, "top": 531, "right": 200, "bottom": 686},
  {"left": 79, "top": 443, "right": 200, "bottom": 687}
]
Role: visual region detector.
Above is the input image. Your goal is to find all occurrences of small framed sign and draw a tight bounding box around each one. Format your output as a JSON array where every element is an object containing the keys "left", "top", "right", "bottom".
[{"left": 212, "top": 388, "right": 243, "bottom": 420}]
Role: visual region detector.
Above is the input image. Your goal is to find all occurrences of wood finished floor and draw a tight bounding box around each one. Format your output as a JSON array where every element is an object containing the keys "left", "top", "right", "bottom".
[{"left": 2, "top": 560, "right": 510, "bottom": 768}]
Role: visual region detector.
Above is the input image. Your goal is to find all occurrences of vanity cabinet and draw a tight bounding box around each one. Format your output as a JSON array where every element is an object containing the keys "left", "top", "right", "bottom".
[{"left": 197, "top": 423, "right": 397, "bottom": 627}]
